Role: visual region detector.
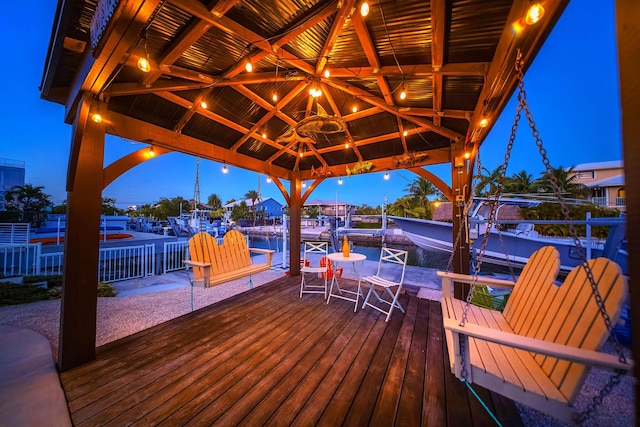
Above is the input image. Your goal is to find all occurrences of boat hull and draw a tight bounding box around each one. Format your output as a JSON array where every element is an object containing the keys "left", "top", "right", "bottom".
[{"left": 392, "top": 217, "right": 628, "bottom": 274}]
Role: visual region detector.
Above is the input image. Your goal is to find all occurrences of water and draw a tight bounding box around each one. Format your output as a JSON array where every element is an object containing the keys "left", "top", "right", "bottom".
[{"left": 247, "top": 235, "right": 450, "bottom": 269}]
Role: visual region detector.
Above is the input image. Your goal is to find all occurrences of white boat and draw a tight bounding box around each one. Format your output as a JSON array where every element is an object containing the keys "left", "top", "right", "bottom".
[{"left": 391, "top": 199, "right": 628, "bottom": 275}]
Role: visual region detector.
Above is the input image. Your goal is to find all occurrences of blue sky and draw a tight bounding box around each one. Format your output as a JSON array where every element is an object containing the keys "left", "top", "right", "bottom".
[{"left": 0, "top": 0, "right": 622, "bottom": 209}]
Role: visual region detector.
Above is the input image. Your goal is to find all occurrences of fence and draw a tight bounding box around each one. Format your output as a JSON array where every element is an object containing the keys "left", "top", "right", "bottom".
[
  {"left": 0, "top": 244, "right": 41, "bottom": 277},
  {"left": 0, "top": 223, "right": 30, "bottom": 244}
]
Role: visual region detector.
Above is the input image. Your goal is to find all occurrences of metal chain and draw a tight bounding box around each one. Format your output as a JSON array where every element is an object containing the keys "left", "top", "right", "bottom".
[{"left": 511, "top": 49, "right": 628, "bottom": 422}]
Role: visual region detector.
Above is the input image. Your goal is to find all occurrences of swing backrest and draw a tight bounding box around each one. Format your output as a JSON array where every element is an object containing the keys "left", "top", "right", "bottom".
[
  {"left": 503, "top": 248, "right": 628, "bottom": 402},
  {"left": 188, "top": 230, "right": 252, "bottom": 275}
]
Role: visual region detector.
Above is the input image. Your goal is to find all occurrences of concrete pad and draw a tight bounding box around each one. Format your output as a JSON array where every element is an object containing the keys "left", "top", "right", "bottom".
[{"left": 0, "top": 325, "right": 71, "bottom": 426}]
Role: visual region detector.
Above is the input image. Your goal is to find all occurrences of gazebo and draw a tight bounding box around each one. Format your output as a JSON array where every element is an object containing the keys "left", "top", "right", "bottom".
[{"left": 40, "top": 3, "right": 638, "bottom": 412}]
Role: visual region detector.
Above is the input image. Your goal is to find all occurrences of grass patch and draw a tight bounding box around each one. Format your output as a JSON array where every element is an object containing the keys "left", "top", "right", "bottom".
[{"left": 0, "top": 279, "right": 118, "bottom": 306}]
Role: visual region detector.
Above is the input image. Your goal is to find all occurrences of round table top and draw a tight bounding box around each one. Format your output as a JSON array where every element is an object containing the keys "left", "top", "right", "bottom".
[{"left": 327, "top": 252, "right": 366, "bottom": 263}]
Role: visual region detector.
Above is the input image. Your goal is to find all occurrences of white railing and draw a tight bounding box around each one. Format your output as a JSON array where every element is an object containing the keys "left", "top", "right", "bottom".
[
  {"left": 591, "top": 197, "right": 607, "bottom": 206},
  {"left": 40, "top": 252, "right": 64, "bottom": 276},
  {"left": 0, "top": 243, "right": 41, "bottom": 277},
  {"left": 616, "top": 197, "right": 626, "bottom": 206},
  {"left": 98, "top": 244, "right": 155, "bottom": 282},
  {"left": 0, "top": 223, "right": 30, "bottom": 245},
  {"left": 163, "top": 241, "right": 189, "bottom": 273}
]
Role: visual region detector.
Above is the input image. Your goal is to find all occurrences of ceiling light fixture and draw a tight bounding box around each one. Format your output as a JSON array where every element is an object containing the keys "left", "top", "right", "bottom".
[
  {"left": 525, "top": 3, "right": 545, "bottom": 25},
  {"left": 360, "top": 1, "right": 370, "bottom": 17}
]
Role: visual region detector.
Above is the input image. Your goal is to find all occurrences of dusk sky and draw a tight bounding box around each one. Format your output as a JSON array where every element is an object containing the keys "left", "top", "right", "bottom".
[{"left": 0, "top": 0, "right": 622, "bottom": 209}]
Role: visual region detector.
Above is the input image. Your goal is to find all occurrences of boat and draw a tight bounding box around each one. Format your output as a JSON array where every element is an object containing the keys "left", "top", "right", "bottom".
[{"left": 391, "top": 198, "right": 628, "bottom": 275}]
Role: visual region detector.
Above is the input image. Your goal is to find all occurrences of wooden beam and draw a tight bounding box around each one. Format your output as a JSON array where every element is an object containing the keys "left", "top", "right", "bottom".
[
  {"left": 431, "top": 0, "right": 446, "bottom": 126},
  {"left": 104, "top": 79, "right": 209, "bottom": 96},
  {"left": 301, "top": 178, "right": 324, "bottom": 205},
  {"left": 315, "top": 126, "right": 431, "bottom": 154},
  {"left": 230, "top": 82, "right": 307, "bottom": 151},
  {"left": 616, "top": 0, "right": 640, "bottom": 398},
  {"left": 324, "top": 78, "right": 463, "bottom": 141},
  {"left": 315, "top": 0, "right": 357, "bottom": 74},
  {"left": 326, "top": 63, "right": 488, "bottom": 78},
  {"left": 407, "top": 167, "right": 453, "bottom": 201},
  {"left": 103, "top": 146, "right": 172, "bottom": 188},
  {"left": 321, "top": 84, "right": 362, "bottom": 161},
  {"left": 67, "top": 95, "right": 92, "bottom": 191},
  {"left": 106, "top": 110, "right": 292, "bottom": 178},
  {"left": 59, "top": 97, "right": 105, "bottom": 371},
  {"left": 271, "top": 177, "right": 290, "bottom": 206},
  {"left": 343, "top": 106, "right": 383, "bottom": 122},
  {"left": 64, "top": 0, "right": 161, "bottom": 122},
  {"left": 289, "top": 177, "right": 302, "bottom": 275},
  {"left": 298, "top": 147, "right": 451, "bottom": 180}
]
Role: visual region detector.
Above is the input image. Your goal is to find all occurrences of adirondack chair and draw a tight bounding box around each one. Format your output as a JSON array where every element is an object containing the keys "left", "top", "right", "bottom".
[
  {"left": 184, "top": 230, "right": 274, "bottom": 288},
  {"left": 439, "top": 246, "right": 632, "bottom": 423}
]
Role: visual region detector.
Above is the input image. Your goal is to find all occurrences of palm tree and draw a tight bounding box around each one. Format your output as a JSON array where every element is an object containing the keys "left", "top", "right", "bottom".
[
  {"left": 474, "top": 166, "right": 504, "bottom": 197},
  {"left": 505, "top": 170, "right": 534, "bottom": 194},
  {"left": 4, "top": 184, "right": 52, "bottom": 227},
  {"left": 244, "top": 190, "right": 259, "bottom": 226},
  {"left": 533, "top": 165, "right": 590, "bottom": 199},
  {"left": 404, "top": 178, "right": 437, "bottom": 209}
]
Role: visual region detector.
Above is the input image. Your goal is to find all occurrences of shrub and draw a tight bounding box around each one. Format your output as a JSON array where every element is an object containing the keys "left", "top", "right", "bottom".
[
  {"left": 98, "top": 282, "right": 118, "bottom": 297},
  {"left": 23, "top": 275, "right": 63, "bottom": 289},
  {"left": 0, "top": 282, "right": 52, "bottom": 306}
]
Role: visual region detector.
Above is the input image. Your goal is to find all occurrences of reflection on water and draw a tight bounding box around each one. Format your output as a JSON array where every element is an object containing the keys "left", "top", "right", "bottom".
[{"left": 248, "top": 235, "right": 450, "bottom": 270}]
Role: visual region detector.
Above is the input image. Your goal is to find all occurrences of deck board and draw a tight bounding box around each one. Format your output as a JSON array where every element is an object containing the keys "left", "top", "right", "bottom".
[{"left": 60, "top": 276, "right": 524, "bottom": 426}]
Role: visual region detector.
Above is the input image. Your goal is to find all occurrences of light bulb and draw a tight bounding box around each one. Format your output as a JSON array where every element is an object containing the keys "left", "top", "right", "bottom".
[
  {"left": 464, "top": 152, "right": 471, "bottom": 160},
  {"left": 91, "top": 113, "right": 102, "bottom": 123},
  {"left": 324, "top": 69, "right": 330, "bottom": 78},
  {"left": 400, "top": 89, "right": 407, "bottom": 100},
  {"left": 137, "top": 56, "right": 151, "bottom": 73},
  {"left": 272, "top": 93, "right": 278, "bottom": 102},
  {"left": 403, "top": 130, "right": 408, "bottom": 137},
  {"left": 266, "top": 177, "right": 272, "bottom": 183},
  {"left": 345, "top": 143, "right": 350, "bottom": 149},
  {"left": 222, "top": 164, "right": 228, "bottom": 174},
  {"left": 338, "top": 178, "right": 343, "bottom": 185},
  {"left": 434, "top": 201, "right": 441, "bottom": 207},
  {"left": 200, "top": 101, "right": 207, "bottom": 109},
  {"left": 245, "top": 61, "right": 253, "bottom": 72},
  {"left": 302, "top": 182, "right": 307, "bottom": 188},
  {"left": 479, "top": 118, "right": 489, "bottom": 128},
  {"left": 299, "top": 151, "right": 304, "bottom": 157},
  {"left": 352, "top": 105, "right": 358, "bottom": 113},
  {"left": 384, "top": 172, "right": 390, "bottom": 180},
  {"left": 360, "top": 1, "right": 370, "bottom": 17},
  {"left": 148, "top": 147, "right": 155, "bottom": 157},
  {"left": 262, "top": 132, "right": 267, "bottom": 139},
  {"left": 525, "top": 3, "right": 544, "bottom": 25}
]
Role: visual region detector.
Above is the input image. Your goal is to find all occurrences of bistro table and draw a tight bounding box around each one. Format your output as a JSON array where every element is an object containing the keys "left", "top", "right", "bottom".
[{"left": 326, "top": 252, "right": 366, "bottom": 312}]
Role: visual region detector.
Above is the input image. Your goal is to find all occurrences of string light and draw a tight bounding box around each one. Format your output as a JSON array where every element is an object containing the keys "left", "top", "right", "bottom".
[
  {"left": 345, "top": 142, "right": 350, "bottom": 149},
  {"left": 479, "top": 118, "right": 489, "bottom": 127},
  {"left": 272, "top": 93, "right": 278, "bottom": 102},
  {"left": 266, "top": 176, "right": 272, "bottom": 183},
  {"left": 384, "top": 172, "right": 390, "bottom": 180},
  {"left": 403, "top": 130, "right": 408, "bottom": 137},
  {"left": 136, "top": 35, "right": 151, "bottom": 73},
  {"left": 352, "top": 105, "right": 357, "bottom": 113},
  {"left": 338, "top": 178, "right": 343, "bottom": 185},
  {"left": 324, "top": 69, "right": 330, "bottom": 78},
  {"left": 525, "top": 3, "right": 544, "bottom": 25},
  {"left": 200, "top": 101, "right": 207, "bottom": 109},
  {"left": 91, "top": 113, "right": 102, "bottom": 123},
  {"left": 399, "top": 85, "right": 407, "bottom": 100},
  {"left": 302, "top": 182, "right": 307, "bottom": 188},
  {"left": 262, "top": 132, "right": 267, "bottom": 139},
  {"left": 464, "top": 152, "right": 471, "bottom": 159},
  {"left": 245, "top": 59, "right": 253, "bottom": 73},
  {"left": 222, "top": 163, "right": 228, "bottom": 173},
  {"left": 360, "top": 1, "right": 370, "bottom": 17},
  {"left": 148, "top": 146, "right": 155, "bottom": 157}
]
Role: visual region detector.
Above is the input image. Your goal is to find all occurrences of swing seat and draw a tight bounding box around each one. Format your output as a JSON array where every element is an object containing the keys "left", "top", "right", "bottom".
[
  {"left": 184, "top": 230, "right": 274, "bottom": 287},
  {"left": 439, "top": 247, "right": 632, "bottom": 423}
]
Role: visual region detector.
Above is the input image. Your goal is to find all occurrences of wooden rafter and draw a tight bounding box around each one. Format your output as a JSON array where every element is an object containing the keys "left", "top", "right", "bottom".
[
  {"left": 431, "top": 0, "right": 446, "bottom": 126},
  {"left": 321, "top": 83, "right": 362, "bottom": 162},
  {"left": 233, "top": 85, "right": 297, "bottom": 127},
  {"left": 315, "top": 126, "right": 431, "bottom": 155},
  {"left": 315, "top": 0, "right": 358, "bottom": 74},
  {"left": 324, "top": 78, "right": 463, "bottom": 141},
  {"left": 325, "top": 63, "right": 487, "bottom": 78}
]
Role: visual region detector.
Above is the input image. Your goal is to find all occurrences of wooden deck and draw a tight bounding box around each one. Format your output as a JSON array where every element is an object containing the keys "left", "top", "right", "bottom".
[{"left": 60, "top": 276, "right": 524, "bottom": 426}]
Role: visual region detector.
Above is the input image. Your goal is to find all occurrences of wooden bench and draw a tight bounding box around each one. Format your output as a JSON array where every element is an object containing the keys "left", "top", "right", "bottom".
[
  {"left": 184, "top": 230, "right": 274, "bottom": 288},
  {"left": 438, "top": 246, "right": 632, "bottom": 423}
]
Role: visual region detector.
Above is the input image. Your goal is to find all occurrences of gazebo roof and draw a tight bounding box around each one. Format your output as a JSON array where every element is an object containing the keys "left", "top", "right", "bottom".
[{"left": 41, "top": 0, "right": 568, "bottom": 182}]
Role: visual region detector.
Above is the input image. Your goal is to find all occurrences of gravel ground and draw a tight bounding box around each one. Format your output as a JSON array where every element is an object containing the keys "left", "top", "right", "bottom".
[{"left": 1, "top": 270, "right": 635, "bottom": 426}]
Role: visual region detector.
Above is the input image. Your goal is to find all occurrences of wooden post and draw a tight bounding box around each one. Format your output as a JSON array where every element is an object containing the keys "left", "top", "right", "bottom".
[
  {"left": 58, "top": 95, "right": 104, "bottom": 372},
  {"left": 451, "top": 152, "right": 470, "bottom": 300},
  {"left": 616, "top": 0, "right": 639, "bottom": 408},
  {"left": 288, "top": 176, "right": 302, "bottom": 276}
]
